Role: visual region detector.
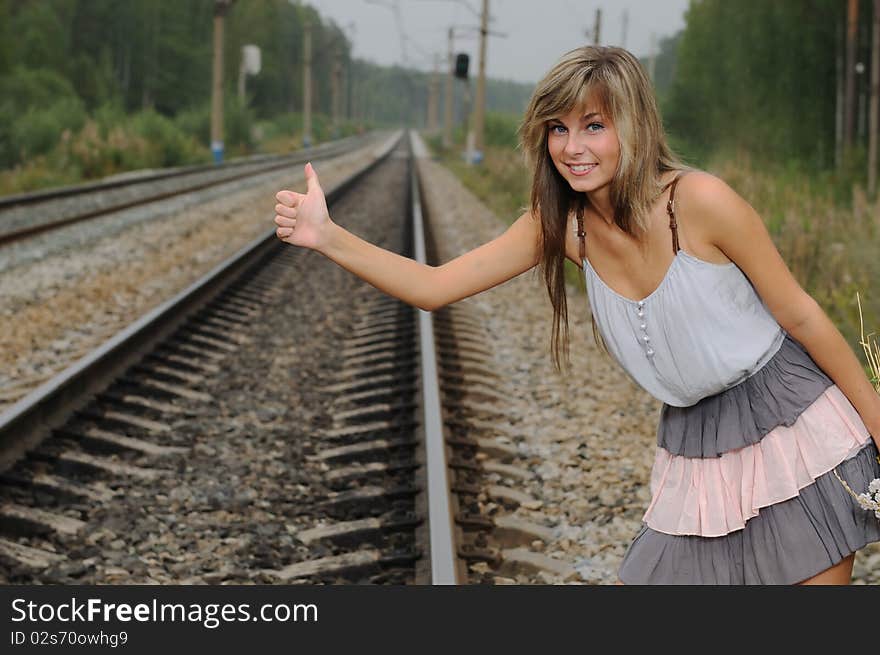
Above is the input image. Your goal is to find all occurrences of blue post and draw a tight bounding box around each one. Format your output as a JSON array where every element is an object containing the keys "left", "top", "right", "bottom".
[{"left": 211, "top": 140, "right": 224, "bottom": 164}]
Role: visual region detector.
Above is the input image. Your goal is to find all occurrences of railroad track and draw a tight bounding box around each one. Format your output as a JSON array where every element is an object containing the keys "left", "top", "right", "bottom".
[
  {"left": 0, "top": 132, "right": 378, "bottom": 246},
  {"left": 0, "top": 133, "right": 390, "bottom": 413},
  {"left": 0, "top": 131, "right": 558, "bottom": 585}
]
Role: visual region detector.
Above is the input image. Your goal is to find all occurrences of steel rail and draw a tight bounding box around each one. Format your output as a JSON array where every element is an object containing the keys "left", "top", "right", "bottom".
[
  {"left": 408, "top": 130, "right": 460, "bottom": 585},
  {"left": 0, "top": 132, "right": 383, "bottom": 246},
  {"left": 0, "top": 130, "right": 404, "bottom": 475},
  {"left": 0, "top": 133, "right": 373, "bottom": 209}
]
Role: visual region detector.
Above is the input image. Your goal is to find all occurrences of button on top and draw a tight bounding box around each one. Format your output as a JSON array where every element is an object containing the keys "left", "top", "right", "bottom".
[{"left": 635, "top": 302, "right": 652, "bottom": 357}]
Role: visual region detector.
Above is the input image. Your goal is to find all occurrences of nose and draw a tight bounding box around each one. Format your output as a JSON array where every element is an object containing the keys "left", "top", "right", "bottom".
[{"left": 563, "top": 131, "right": 586, "bottom": 158}]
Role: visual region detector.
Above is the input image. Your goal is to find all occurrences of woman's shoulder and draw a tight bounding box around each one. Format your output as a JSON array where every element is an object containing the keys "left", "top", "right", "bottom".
[
  {"left": 673, "top": 170, "right": 746, "bottom": 211},
  {"left": 670, "top": 168, "right": 767, "bottom": 265}
]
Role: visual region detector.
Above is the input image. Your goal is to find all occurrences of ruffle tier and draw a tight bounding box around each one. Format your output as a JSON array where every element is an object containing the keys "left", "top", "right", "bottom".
[
  {"left": 618, "top": 441, "right": 880, "bottom": 584},
  {"left": 657, "top": 334, "right": 833, "bottom": 458},
  {"left": 644, "top": 385, "right": 872, "bottom": 536}
]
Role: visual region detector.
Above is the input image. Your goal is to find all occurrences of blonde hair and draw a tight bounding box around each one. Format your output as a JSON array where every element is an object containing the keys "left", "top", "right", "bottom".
[{"left": 518, "top": 45, "right": 689, "bottom": 369}]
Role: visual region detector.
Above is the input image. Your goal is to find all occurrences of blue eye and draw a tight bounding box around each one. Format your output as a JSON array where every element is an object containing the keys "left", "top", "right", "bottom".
[
  {"left": 549, "top": 124, "right": 567, "bottom": 135},
  {"left": 586, "top": 122, "right": 604, "bottom": 133}
]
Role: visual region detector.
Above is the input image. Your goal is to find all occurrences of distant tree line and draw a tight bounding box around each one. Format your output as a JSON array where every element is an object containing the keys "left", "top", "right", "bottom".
[
  {"left": 0, "top": 0, "right": 534, "bottom": 172},
  {"left": 659, "top": 0, "right": 877, "bottom": 173},
  {"left": 0, "top": 0, "right": 356, "bottom": 119}
]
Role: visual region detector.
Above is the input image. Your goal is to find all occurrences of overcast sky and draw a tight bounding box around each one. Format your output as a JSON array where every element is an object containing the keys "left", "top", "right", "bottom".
[{"left": 305, "top": 0, "right": 691, "bottom": 85}]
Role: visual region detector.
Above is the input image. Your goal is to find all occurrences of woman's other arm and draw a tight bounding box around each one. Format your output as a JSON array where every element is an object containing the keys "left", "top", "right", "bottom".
[
  {"left": 274, "top": 163, "right": 541, "bottom": 311},
  {"left": 684, "top": 172, "right": 880, "bottom": 448}
]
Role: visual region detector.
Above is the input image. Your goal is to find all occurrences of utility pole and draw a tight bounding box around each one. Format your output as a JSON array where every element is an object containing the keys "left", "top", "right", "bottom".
[
  {"left": 143, "top": 1, "right": 159, "bottom": 109},
  {"left": 593, "top": 8, "right": 602, "bottom": 45},
  {"left": 350, "top": 63, "right": 359, "bottom": 122},
  {"left": 331, "top": 44, "right": 341, "bottom": 138},
  {"left": 341, "top": 22, "right": 356, "bottom": 122},
  {"left": 648, "top": 32, "right": 657, "bottom": 83},
  {"left": 428, "top": 53, "right": 440, "bottom": 131},
  {"left": 210, "top": 0, "right": 233, "bottom": 163},
  {"left": 869, "top": 0, "right": 879, "bottom": 196},
  {"left": 470, "top": 0, "right": 489, "bottom": 163},
  {"left": 836, "top": 21, "right": 845, "bottom": 168},
  {"left": 303, "top": 14, "right": 313, "bottom": 148},
  {"left": 621, "top": 9, "right": 629, "bottom": 49},
  {"left": 444, "top": 26, "right": 454, "bottom": 148},
  {"left": 436, "top": 3, "right": 506, "bottom": 158},
  {"left": 238, "top": 59, "right": 246, "bottom": 103},
  {"left": 859, "top": 24, "right": 869, "bottom": 140},
  {"left": 342, "top": 54, "right": 350, "bottom": 122},
  {"left": 844, "top": 0, "right": 859, "bottom": 154}
]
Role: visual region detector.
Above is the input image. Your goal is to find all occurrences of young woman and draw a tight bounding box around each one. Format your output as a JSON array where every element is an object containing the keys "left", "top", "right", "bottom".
[{"left": 274, "top": 46, "right": 880, "bottom": 585}]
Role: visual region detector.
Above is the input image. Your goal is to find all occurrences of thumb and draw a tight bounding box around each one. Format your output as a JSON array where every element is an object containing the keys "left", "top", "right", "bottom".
[{"left": 304, "top": 162, "right": 322, "bottom": 194}]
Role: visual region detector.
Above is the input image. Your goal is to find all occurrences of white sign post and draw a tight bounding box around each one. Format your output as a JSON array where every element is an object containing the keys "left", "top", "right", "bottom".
[{"left": 238, "top": 45, "right": 262, "bottom": 102}]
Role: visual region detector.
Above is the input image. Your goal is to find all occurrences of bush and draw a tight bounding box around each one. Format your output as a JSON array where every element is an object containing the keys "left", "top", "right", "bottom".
[
  {"left": 0, "top": 155, "right": 81, "bottom": 195},
  {"left": 1, "top": 99, "right": 358, "bottom": 194},
  {"left": 0, "top": 67, "right": 86, "bottom": 166},
  {"left": 93, "top": 102, "right": 127, "bottom": 139},
  {"left": 174, "top": 105, "right": 211, "bottom": 146},
  {"left": 131, "top": 110, "right": 203, "bottom": 168},
  {"left": 66, "top": 120, "right": 151, "bottom": 178},
  {"left": 61, "top": 110, "right": 206, "bottom": 179},
  {"left": 484, "top": 112, "right": 521, "bottom": 149},
  {"left": 223, "top": 95, "right": 256, "bottom": 154},
  {"left": 9, "top": 98, "right": 86, "bottom": 162}
]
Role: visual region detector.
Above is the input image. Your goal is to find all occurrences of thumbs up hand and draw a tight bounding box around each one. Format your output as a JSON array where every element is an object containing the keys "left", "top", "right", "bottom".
[{"left": 274, "top": 162, "right": 332, "bottom": 251}]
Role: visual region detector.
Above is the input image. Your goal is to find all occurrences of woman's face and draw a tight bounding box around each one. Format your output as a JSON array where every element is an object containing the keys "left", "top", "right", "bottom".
[{"left": 546, "top": 102, "right": 620, "bottom": 197}]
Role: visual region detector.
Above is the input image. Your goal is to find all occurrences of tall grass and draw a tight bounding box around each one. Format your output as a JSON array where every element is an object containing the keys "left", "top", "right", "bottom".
[
  {"left": 0, "top": 104, "right": 368, "bottom": 196},
  {"left": 858, "top": 294, "right": 880, "bottom": 394},
  {"left": 0, "top": 111, "right": 207, "bottom": 195},
  {"left": 707, "top": 152, "right": 880, "bottom": 348},
  {"left": 432, "top": 144, "right": 529, "bottom": 223}
]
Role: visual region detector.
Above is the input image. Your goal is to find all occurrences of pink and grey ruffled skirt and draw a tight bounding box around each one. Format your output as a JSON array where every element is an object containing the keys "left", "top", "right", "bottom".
[{"left": 618, "top": 334, "right": 880, "bottom": 584}]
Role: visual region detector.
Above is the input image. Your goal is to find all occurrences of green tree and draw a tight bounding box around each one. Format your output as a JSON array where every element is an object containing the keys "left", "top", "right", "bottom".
[{"left": 665, "top": 0, "right": 844, "bottom": 167}]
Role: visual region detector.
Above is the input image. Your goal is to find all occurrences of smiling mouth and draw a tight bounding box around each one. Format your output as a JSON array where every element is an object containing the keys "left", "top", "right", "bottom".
[{"left": 566, "top": 163, "right": 597, "bottom": 175}]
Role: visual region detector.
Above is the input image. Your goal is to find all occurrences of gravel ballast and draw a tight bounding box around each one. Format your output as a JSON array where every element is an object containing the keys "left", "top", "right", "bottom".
[
  {"left": 0, "top": 139, "right": 387, "bottom": 411},
  {"left": 0, "top": 140, "right": 409, "bottom": 585}
]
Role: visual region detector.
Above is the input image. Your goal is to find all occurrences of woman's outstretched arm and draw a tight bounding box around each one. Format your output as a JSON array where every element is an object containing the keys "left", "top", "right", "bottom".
[
  {"left": 683, "top": 172, "right": 880, "bottom": 448},
  {"left": 274, "top": 162, "right": 542, "bottom": 311}
]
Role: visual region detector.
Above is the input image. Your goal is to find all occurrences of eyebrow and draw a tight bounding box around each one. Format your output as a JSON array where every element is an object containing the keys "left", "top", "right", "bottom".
[{"left": 548, "top": 112, "right": 603, "bottom": 123}]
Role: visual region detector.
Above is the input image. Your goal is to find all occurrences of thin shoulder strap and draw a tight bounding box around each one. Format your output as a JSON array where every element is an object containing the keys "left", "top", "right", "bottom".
[
  {"left": 577, "top": 172, "right": 686, "bottom": 265},
  {"left": 665, "top": 172, "right": 686, "bottom": 255},
  {"left": 576, "top": 208, "right": 586, "bottom": 267}
]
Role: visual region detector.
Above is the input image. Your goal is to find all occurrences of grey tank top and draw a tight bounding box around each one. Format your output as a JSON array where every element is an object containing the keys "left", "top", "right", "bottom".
[{"left": 578, "top": 173, "right": 785, "bottom": 408}]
